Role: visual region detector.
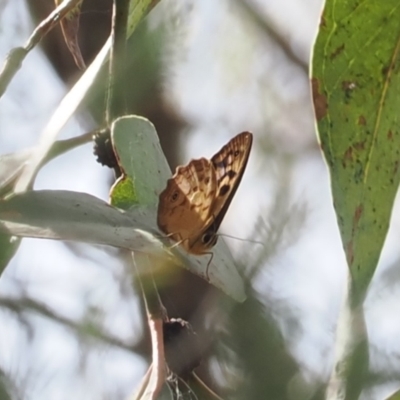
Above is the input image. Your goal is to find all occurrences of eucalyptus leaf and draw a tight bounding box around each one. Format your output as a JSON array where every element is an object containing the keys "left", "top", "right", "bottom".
[
  {"left": 0, "top": 149, "right": 32, "bottom": 194},
  {"left": 111, "top": 115, "right": 171, "bottom": 207},
  {"left": 311, "top": 1, "right": 400, "bottom": 398},
  {"left": 0, "top": 190, "right": 246, "bottom": 302},
  {"left": 312, "top": 0, "right": 400, "bottom": 297},
  {"left": 14, "top": 38, "right": 111, "bottom": 193},
  {"left": 0, "top": 190, "right": 157, "bottom": 251},
  {"left": 0, "top": 233, "right": 20, "bottom": 276}
]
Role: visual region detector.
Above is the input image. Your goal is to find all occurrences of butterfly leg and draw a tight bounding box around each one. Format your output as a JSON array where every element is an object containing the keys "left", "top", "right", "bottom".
[
  {"left": 161, "top": 231, "right": 185, "bottom": 251},
  {"left": 205, "top": 252, "right": 214, "bottom": 281},
  {"left": 168, "top": 236, "right": 192, "bottom": 253}
]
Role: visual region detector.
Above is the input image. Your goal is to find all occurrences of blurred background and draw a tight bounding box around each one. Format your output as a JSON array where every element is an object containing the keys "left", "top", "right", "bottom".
[{"left": 1, "top": 0, "right": 400, "bottom": 399}]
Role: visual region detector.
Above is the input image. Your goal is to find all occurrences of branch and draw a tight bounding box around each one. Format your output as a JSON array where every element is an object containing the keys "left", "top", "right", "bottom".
[
  {"left": 0, "top": 295, "right": 138, "bottom": 353},
  {"left": 106, "top": 0, "right": 130, "bottom": 124},
  {"left": 0, "top": 0, "right": 83, "bottom": 98},
  {"left": 235, "top": 0, "right": 308, "bottom": 73},
  {"left": 129, "top": 252, "right": 168, "bottom": 399}
]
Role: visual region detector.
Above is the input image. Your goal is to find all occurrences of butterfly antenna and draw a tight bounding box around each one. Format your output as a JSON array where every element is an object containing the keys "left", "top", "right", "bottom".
[{"left": 217, "top": 233, "right": 264, "bottom": 246}]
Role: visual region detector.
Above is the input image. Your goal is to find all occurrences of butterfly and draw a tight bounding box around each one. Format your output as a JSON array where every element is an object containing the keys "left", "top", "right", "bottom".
[{"left": 157, "top": 131, "right": 253, "bottom": 259}]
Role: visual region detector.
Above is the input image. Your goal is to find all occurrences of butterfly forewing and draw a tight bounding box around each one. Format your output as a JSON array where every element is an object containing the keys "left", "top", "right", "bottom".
[
  {"left": 157, "top": 158, "right": 217, "bottom": 250},
  {"left": 208, "top": 131, "right": 253, "bottom": 230},
  {"left": 157, "top": 131, "right": 253, "bottom": 255}
]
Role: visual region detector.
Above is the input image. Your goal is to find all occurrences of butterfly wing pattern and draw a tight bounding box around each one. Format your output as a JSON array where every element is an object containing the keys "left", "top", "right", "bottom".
[
  {"left": 208, "top": 131, "right": 253, "bottom": 235},
  {"left": 157, "top": 157, "right": 217, "bottom": 250},
  {"left": 157, "top": 131, "right": 253, "bottom": 255}
]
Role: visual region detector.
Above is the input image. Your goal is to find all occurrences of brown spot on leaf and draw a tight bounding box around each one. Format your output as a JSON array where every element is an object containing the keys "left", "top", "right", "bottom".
[
  {"left": 311, "top": 78, "right": 328, "bottom": 121},
  {"left": 382, "top": 65, "right": 390, "bottom": 77},
  {"left": 354, "top": 204, "right": 363, "bottom": 228},
  {"left": 393, "top": 160, "right": 399, "bottom": 175},
  {"left": 388, "top": 130, "right": 393, "bottom": 140},
  {"left": 346, "top": 240, "right": 354, "bottom": 266},
  {"left": 330, "top": 44, "right": 345, "bottom": 60},
  {"left": 342, "top": 147, "right": 353, "bottom": 168},
  {"left": 320, "top": 15, "right": 326, "bottom": 28},
  {"left": 353, "top": 141, "right": 365, "bottom": 151},
  {"left": 342, "top": 81, "right": 357, "bottom": 97},
  {"left": 358, "top": 116, "right": 366, "bottom": 126}
]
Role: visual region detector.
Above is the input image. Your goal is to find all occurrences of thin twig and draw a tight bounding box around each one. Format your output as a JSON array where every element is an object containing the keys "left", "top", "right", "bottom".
[
  {"left": 132, "top": 253, "right": 168, "bottom": 399},
  {"left": 0, "top": 0, "right": 83, "bottom": 98},
  {"left": 106, "top": 0, "right": 130, "bottom": 125},
  {"left": 235, "top": 0, "right": 308, "bottom": 73},
  {"left": 129, "top": 364, "right": 153, "bottom": 399},
  {"left": 0, "top": 130, "right": 94, "bottom": 197},
  {"left": 41, "top": 130, "right": 94, "bottom": 165},
  {"left": 191, "top": 373, "right": 224, "bottom": 400},
  {"left": 0, "top": 295, "right": 138, "bottom": 352},
  {"left": 147, "top": 317, "right": 167, "bottom": 397}
]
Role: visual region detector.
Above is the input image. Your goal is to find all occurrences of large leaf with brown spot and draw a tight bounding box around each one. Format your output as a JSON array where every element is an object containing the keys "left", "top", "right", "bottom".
[{"left": 312, "top": 1, "right": 400, "bottom": 297}]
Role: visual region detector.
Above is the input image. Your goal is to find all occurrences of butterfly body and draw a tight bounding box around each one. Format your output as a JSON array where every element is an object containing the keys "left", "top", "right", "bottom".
[{"left": 157, "top": 131, "right": 253, "bottom": 255}]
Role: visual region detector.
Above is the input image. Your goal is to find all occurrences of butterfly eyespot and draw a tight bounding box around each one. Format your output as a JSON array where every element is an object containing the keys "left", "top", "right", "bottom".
[
  {"left": 171, "top": 191, "right": 179, "bottom": 202},
  {"left": 202, "top": 232, "right": 214, "bottom": 245},
  {"left": 219, "top": 184, "right": 230, "bottom": 196},
  {"left": 234, "top": 150, "right": 240, "bottom": 157}
]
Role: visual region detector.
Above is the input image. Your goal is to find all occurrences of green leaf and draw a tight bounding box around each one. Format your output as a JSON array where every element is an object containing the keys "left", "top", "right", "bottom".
[
  {"left": 0, "top": 190, "right": 246, "bottom": 302},
  {"left": 0, "top": 190, "right": 156, "bottom": 250},
  {"left": 110, "top": 176, "right": 139, "bottom": 209},
  {"left": 311, "top": 1, "right": 400, "bottom": 297},
  {"left": 127, "top": 0, "right": 161, "bottom": 37},
  {"left": 0, "top": 150, "right": 31, "bottom": 196},
  {"left": 0, "top": 233, "right": 20, "bottom": 277},
  {"left": 111, "top": 116, "right": 170, "bottom": 207}
]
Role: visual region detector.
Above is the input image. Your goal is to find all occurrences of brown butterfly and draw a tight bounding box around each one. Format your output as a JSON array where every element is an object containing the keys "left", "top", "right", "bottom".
[{"left": 157, "top": 131, "right": 253, "bottom": 258}]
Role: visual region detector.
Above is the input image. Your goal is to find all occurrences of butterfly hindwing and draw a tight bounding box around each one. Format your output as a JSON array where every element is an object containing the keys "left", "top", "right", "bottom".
[
  {"left": 157, "top": 158, "right": 217, "bottom": 248},
  {"left": 157, "top": 131, "right": 253, "bottom": 254}
]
